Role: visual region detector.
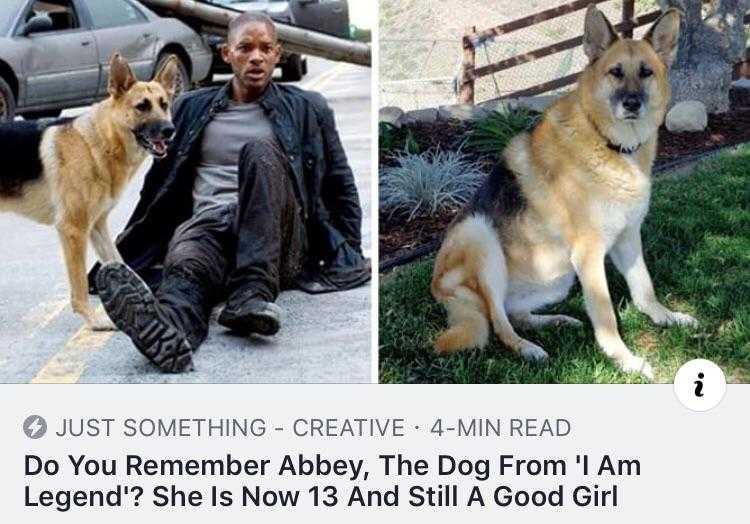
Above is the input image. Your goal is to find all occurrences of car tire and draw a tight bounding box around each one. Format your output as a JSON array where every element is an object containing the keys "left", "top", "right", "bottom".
[
  {"left": 280, "top": 54, "right": 305, "bottom": 82},
  {"left": 24, "top": 109, "right": 63, "bottom": 120},
  {"left": 156, "top": 52, "right": 190, "bottom": 99},
  {"left": 0, "top": 76, "right": 16, "bottom": 122}
]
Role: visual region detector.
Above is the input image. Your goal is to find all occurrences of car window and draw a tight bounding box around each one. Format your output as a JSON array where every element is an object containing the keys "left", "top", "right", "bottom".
[
  {"left": 2, "top": 0, "right": 28, "bottom": 35},
  {"left": 25, "top": 0, "right": 80, "bottom": 32},
  {"left": 85, "top": 0, "right": 146, "bottom": 30}
]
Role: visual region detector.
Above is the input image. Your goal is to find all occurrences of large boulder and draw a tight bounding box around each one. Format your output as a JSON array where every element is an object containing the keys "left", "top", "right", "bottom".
[
  {"left": 666, "top": 100, "right": 708, "bottom": 131},
  {"left": 660, "top": 0, "right": 747, "bottom": 113}
]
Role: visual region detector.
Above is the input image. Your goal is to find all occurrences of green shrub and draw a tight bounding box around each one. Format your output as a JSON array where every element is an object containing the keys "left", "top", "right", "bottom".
[
  {"left": 379, "top": 122, "right": 420, "bottom": 155},
  {"left": 468, "top": 106, "right": 540, "bottom": 158}
]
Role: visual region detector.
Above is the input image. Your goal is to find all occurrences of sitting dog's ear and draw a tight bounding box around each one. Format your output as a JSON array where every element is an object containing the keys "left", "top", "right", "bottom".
[
  {"left": 583, "top": 4, "right": 619, "bottom": 63},
  {"left": 108, "top": 54, "right": 137, "bottom": 98},
  {"left": 154, "top": 56, "right": 180, "bottom": 100},
  {"left": 644, "top": 8, "right": 682, "bottom": 68}
]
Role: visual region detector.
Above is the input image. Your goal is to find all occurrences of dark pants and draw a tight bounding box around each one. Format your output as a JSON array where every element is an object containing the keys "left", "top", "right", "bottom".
[{"left": 156, "top": 138, "right": 306, "bottom": 348}]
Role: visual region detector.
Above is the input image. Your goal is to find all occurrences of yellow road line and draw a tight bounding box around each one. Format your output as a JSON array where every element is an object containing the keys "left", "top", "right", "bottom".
[
  {"left": 31, "top": 306, "right": 114, "bottom": 384},
  {"left": 25, "top": 299, "right": 68, "bottom": 335}
]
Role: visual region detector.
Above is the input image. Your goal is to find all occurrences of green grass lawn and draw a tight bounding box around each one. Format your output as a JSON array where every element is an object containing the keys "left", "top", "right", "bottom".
[{"left": 379, "top": 145, "right": 750, "bottom": 384}]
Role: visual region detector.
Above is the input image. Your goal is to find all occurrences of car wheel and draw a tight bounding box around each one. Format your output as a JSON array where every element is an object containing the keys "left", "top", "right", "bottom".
[
  {"left": 24, "top": 109, "right": 63, "bottom": 120},
  {"left": 280, "top": 54, "right": 305, "bottom": 82},
  {"left": 156, "top": 52, "right": 190, "bottom": 99},
  {"left": 0, "top": 77, "right": 16, "bottom": 122}
]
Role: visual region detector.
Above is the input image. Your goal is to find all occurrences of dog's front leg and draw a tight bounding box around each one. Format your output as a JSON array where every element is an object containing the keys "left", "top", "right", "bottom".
[
  {"left": 57, "top": 221, "right": 116, "bottom": 331},
  {"left": 571, "top": 241, "right": 653, "bottom": 379},
  {"left": 90, "top": 215, "right": 124, "bottom": 263},
  {"left": 609, "top": 226, "right": 698, "bottom": 328}
]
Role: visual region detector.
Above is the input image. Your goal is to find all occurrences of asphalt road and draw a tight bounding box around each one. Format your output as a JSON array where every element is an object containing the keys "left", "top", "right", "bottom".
[{"left": 0, "top": 57, "right": 372, "bottom": 383}]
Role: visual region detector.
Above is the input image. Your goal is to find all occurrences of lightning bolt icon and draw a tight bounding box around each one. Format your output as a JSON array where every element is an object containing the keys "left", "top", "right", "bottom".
[
  {"left": 25, "top": 416, "right": 44, "bottom": 438},
  {"left": 27, "top": 417, "right": 42, "bottom": 437}
]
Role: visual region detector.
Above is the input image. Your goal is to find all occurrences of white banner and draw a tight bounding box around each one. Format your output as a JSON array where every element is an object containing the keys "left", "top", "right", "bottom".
[{"left": 1, "top": 385, "right": 747, "bottom": 522}]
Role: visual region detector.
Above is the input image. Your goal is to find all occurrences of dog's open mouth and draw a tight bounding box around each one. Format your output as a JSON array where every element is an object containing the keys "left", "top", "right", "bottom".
[{"left": 135, "top": 132, "right": 171, "bottom": 159}]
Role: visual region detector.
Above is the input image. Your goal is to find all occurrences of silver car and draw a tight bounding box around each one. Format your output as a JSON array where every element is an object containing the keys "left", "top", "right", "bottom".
[{"left": 0, "top": 0, "right": 213, "bottom": 121}]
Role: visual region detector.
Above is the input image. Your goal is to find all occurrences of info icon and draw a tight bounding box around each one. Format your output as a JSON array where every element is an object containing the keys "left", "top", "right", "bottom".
[{"left": 673, "top": 359, "right": 726, "bottom": 412}]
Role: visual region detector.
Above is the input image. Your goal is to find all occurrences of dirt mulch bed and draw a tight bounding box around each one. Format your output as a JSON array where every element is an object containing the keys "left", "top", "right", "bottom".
[
  {"left": 380, "top": 106, "right": 750, "bottom": 271},
  {"left": 655, "top": 108, "right": 750, "bottom": 167}
]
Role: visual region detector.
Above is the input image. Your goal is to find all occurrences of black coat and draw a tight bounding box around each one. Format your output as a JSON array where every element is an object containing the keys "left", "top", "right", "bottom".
[{"left": 89, "top": 82, "right": 369, "bottom": 294}]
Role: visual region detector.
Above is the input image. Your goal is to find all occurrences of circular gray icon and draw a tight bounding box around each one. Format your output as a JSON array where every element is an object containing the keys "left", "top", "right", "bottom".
[{"left": 23, "top": 415, "right": 47, "bottom": 439}]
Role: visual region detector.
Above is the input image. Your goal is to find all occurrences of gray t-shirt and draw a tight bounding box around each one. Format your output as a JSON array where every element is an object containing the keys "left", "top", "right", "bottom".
[{"left": 192, "top": 100, "right": 276, "bottom": 216}]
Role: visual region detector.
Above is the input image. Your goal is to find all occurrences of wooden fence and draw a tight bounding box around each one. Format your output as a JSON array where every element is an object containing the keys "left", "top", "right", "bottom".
[{"left": 458, "top": 0, "right": 750, "bottom": 105}]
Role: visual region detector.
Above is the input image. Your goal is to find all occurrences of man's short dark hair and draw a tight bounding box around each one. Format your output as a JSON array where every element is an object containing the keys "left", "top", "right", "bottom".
[{"left": 228, "top": 12, "right": 278, "bottom": 44}]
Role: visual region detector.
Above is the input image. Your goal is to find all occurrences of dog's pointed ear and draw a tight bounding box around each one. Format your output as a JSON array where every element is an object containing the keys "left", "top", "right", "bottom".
[
  {"left": 108, "top": 54, "right": 137, "bottom": 98},
  {"left": 644, "top": 8, "right": 682, "bottom": 68},
  {"left": 154, "top": 56, "right": 180, "bottom": 99},
  {"left": 583, "top": 4, "right": 619, "bottom": 63}
]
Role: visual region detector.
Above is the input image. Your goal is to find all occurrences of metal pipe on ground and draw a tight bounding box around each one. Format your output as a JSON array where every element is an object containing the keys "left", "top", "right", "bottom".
[{"left": 141, "top": 0, "right": 371, "bottom": 67}]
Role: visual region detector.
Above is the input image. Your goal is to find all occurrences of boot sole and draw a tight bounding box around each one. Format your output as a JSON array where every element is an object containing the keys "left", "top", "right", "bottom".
[{"left": 96, "top": 263, "right": 194, "bottom": 373}]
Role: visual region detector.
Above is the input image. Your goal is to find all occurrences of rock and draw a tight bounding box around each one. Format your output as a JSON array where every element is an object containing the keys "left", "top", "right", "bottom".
[
  {"left": 400, "top": 107, "right": 438, "bottom": 125},
  {"left": 378, "top": 106, "right": 404, "bottom": 127},
  {"left": 478, "top": 94, "right": 563, "bottom": 115},
  {"left": 508, "top": 95, "right": 561, "bottom": 113},
  {"left": 666, "top": 101, "right": 708, "bottom": 132},
  {"left": 668, "top": 65, "right": 733, "bottom": 114},
  {"left": 661, "top": 0, "right": 746, "bottom": 113},
  {"left": 730, "top": 79, "right": 750, "bottom": 109},
  {"left": 437, "top": 104, "right": 488, "bottom": 121},
  {"left": 478, "top": 99, "right": 513, "bottom": 114}
]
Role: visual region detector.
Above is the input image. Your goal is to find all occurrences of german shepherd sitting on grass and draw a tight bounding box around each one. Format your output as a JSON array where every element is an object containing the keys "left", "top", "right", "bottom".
[
  {"left": 431, "top": 6, "right": 695, "bottom": 379},
  {"left": 0, "top": 54, "right": 179, "bottom": 331}
]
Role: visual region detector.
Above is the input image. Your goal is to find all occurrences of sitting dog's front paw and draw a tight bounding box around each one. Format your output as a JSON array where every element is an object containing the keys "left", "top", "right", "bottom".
[
  {"left": 617, "top": 354, "right": 654, "bottom": 380},
  {"left": 645, "top": 303, "right": 698, "bottom": 328},
  {"left": 664, "top": 311, "right": 698, "bottom": 328}
]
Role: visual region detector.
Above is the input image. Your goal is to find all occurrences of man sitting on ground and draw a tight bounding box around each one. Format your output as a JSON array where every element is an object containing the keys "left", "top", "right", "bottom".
[{"left": 91, "top": 12, "right": 369, "bottom": 372}]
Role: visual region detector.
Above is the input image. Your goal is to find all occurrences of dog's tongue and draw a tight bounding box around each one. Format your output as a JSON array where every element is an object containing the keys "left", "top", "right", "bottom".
[{"left": 152, "top": 140, "right": 167, "bottom": 156}]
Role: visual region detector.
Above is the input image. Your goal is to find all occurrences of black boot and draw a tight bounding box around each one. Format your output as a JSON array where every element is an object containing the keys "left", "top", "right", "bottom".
[
  {"left": 218, "top": 289, "right": 282, "bottom": 336},
  {"left": 96, "top": 262, "right": 194, "bottom": 373}
]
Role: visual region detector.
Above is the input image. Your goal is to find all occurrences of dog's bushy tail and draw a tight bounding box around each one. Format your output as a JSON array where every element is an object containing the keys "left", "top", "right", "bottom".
[
  {"left": 434, "top": 296, "right": 489, "bottom": 354},
  {"left": 431, "top": 214, "right": 505, "bottom": 354}
]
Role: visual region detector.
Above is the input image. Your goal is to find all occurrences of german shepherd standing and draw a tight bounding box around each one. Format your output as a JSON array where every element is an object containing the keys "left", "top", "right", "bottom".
[
  {"left": 431, "top": 6, "right": 694, "bottom": 379},
  {"left": 0, "top": 54, "right": 179, "bottom": 331}
]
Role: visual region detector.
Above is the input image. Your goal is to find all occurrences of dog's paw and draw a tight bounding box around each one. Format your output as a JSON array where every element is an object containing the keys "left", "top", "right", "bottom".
[
  {"left": 551, "top": 315, "right": 584, "bottom": 328},
  {"left": 88, "top": 316, "right": 118, "bottom": 332},
  {"left": 617, "top": 354, "right": 654, "bottom": 380},
  {"left": 519, "top": 341, "right": 549, "bottom": 364},
  {"left": 664, "top": 311, "right": 698, "bottom": 328},
  {"left": 645, "top": 304, "right": 698, "bottom": 328}
]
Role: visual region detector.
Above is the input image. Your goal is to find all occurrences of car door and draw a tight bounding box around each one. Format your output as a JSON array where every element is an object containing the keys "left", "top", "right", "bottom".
[
  {"left": 291, "top": 0, "right": 349, "bottom": 38},
  {"left": 20, "top": 0, "right": 100, "bottom": 106},
  {"left": 79, "top": 0, "right": 157, "bottom": 95}
]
